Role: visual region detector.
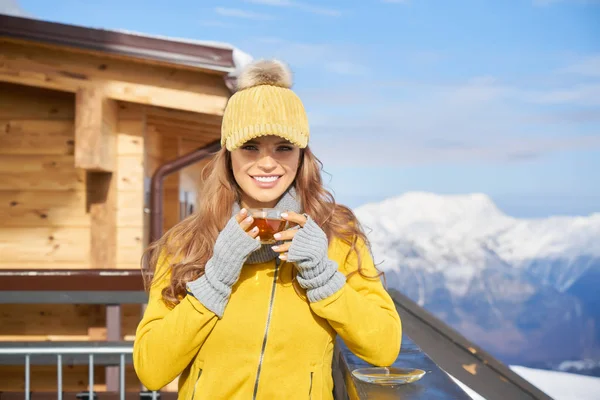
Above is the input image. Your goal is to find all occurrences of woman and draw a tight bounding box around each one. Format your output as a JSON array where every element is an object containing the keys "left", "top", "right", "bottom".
[{"left": 133, "top": 59, "right": 402, "bottom": 399}]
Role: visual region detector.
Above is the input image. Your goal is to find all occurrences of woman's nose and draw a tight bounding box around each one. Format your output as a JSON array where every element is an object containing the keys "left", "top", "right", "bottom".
[{"left": 257, "top": 154, "right": 277, "bottom": 170}]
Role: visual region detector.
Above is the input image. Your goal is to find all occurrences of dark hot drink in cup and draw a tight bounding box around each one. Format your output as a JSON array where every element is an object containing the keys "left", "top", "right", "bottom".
[{"left": 248, "top": 208, "right": 287, "bottom": 244}]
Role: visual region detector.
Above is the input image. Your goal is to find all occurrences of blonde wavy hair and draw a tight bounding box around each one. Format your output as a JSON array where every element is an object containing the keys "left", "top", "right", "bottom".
[{"left": 142, "top": 146, "right": 382, "bottom": 307}]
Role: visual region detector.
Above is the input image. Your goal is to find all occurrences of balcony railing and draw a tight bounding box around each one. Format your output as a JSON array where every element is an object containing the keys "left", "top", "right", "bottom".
[
  {"left": 0, "top": 269, "right": 553, "bottom": 399},
  {"left": 0, "top": 269, "right": 473, "bottom": 400},
  {"left": 334, "top": 337, "right": 471, "bottom": 399},
  {"left": 0, "top": 344, "right": 150, "bottom": 400},
  {"left": 1, "top": 340, "right": 469, "bottom": 400}
]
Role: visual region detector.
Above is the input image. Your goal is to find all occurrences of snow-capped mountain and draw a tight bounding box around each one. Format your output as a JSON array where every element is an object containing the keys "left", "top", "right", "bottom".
[
  {"left": 452, "top": 365, "right": 600, "bottom": 400},
  {"left": 354, "top": 192, "right": 600, "bottom": 370}
]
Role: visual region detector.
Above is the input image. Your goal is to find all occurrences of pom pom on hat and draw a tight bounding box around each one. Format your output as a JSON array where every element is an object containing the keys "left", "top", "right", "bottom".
[{"left": 236, "top": 59, "right": 293, "bottom": 91}]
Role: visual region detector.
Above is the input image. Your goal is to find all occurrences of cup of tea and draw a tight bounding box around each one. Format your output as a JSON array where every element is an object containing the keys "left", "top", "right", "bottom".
[{"left": 248, "top": 208, "right": 288, "bottom": 244}]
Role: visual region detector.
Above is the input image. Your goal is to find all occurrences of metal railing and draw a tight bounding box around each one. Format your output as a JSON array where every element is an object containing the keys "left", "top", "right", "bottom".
[{"left": 0, "top": 345, "right": 158, "bottom": 400}]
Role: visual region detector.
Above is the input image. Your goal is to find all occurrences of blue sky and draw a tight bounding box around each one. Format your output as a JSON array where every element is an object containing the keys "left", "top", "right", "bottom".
[{"left": 6, "top": 0, "right": 600, "bottom": 217}]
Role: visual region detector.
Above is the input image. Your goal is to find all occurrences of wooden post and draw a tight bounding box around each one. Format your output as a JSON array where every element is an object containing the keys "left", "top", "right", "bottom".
[
  {"left": 77, "top": 90, "right": 120, "bottom": 390},
  {"left": 75, "top": 87, "right": 118, "bottom": 270},
  {"left": 116, "top": 104, "right": 146, "bottom": 269},
  {"left": 87, "top": 171, "right": 117, "bottom": 269},
  {"left": 163, "top": 137, "right": 181, "bottom": 233},
  {"left": 106, "top": 305, "right": 121, "bottom": 392},
  {"left": 145, "top": 126, "right": 181, "bottom": 234},
  {"left": 75, "top": 88, "right": 117, "bottom": 172}
]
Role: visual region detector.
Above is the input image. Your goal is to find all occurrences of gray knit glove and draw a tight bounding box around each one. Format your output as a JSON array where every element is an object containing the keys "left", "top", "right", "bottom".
[
  {"left": 287, "top": 217, "right": 346, "bottom": 302},
  {"left": 186, "top": 216, "right": 261, "bottom": 317}
]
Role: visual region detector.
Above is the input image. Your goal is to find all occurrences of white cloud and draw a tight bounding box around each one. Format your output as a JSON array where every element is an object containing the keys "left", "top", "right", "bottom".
[
  {"left": 243, "top": 0, "right": 342, "bottom": 16},
  {"left": 325, "top": 61, "right": 369, "bottom": 76},
  {"left": 533, "top": 0, "right": 562, "bottom": 5},
  {"left": 523, "top": 84, "right": 600, "bottom": 106},
  {"left": 253, "top": 36, "right": 287, "bottom": 44},
  {"left": 0, "top": 0, "right": 29, "bottom": 16},
  {"left": 295, "top": 4, "right": 341, "bottom": 16},
  {"left": 235, "top": 39, "right": 598, "bottom": 168},
  {"left": 528, "top": 109, "right": 600, "bottom": 124},
  {"left": 311, "top": 129, "right": 600, "bottom": 167},
  {"left": 245, "top": 0, "right": 293, "bottom": 4},
  {"left": 199, "top": 20, "right": 236, "bottom": 28},
  {"left": 408, "top": 50, "right": 447, "bottom": 65},
  {"left": 301, "top": 71, "right": 600, "bottom": 167},
  {"left": 560, "top": 55, "right": 600, "bottom": 78},
  {"left": 241, "top": 38, "right": 369, "bottom": 75},
  {"left": 263, "top": 42, "right": 330, "bottom": 67},
  {"left": 214, "top": 7, "right": 273, "bottom": 20}
]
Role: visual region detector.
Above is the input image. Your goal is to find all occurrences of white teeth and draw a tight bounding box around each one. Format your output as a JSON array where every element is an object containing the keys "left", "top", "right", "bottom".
[{"left": 254, "top": 176, "right": 279, "bottom": 183}]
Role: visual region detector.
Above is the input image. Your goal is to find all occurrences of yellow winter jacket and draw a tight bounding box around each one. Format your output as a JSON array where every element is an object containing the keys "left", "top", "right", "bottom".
[{"left": 133, "top": 237, "right": 402, "bottom": 399}]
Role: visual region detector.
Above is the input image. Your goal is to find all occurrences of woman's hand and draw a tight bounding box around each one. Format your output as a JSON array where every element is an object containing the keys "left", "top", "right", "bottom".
[
  {"left": 272, "top": 211, "right": 344, "bottom": 303},
  {"left": 186, "top": 208, "right": 262, "bottom": 318},
  {"left": 270, "top": 211, "right": 308, "bottom": 260},
  {"left": 235, "top": 208, "right": 260, "bottom": 239}
]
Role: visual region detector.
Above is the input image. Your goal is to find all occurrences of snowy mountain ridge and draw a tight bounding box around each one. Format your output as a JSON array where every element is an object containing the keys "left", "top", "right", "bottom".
[
  {"left": 453, "top": 365, "right": 600, "bottom": 400},
  {"left": 354, "top": 192, "right": 600, "bottom": 295},
  {"left": 352, "top": 192, "right": 600, "bottom": 369}
]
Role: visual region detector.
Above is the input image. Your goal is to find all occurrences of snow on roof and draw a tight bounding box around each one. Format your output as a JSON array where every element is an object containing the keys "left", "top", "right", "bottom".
[
  {"left": 92, "top": 28, "right": 254, "bottom": 76},
  {"left": 0, "top": 13, "right": 254, "bottom": 76}
]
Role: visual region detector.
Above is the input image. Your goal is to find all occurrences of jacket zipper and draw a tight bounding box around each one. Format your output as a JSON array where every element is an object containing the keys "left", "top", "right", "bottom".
[
  {"left": 190, "top": 368, "right": 202, "bottom": 400},
  {"left": 309, "top": 372, "right": 313, "bottom": 399},
  {"left": 252, "top": 258, "right": 280, "bottom": 400}
]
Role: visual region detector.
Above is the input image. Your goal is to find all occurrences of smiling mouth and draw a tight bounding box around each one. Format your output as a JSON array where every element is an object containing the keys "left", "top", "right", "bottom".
[{"left": 252, "top": 175, "right": 281, "bottom": 183}]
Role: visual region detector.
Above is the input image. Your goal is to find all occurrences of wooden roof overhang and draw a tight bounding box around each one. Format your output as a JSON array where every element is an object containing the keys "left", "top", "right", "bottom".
[{"left": 0, "top": 14, "right": 236, "bottom": 172}]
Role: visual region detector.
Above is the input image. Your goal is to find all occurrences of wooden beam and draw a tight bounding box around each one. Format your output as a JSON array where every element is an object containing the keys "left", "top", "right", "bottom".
[
  {"left": 149, "top": 125, "right": 220, "bottom": 142},
  {"left": 145, "top": 105, "right": 222, "bottom": 142},
  {"left": 75, "top": 88, "right": 117, "bottom": 172},
  {"left": 0, "top": 39, "right": 230, "bottom": 116},
  {"left": 0, "top": 38, "right": 228, "bottom": 93},
  {"left": 86, "top": 171, "right": 117, "bottom": 269},
  {"left": 146, "top": 117, "right": 222, "bottom": 133},
  {"left": 104, "top": 81, "right": 228, "bottom": 115},
  {"left": 145, "top": 107, "right": 223, "bottom": 127},
  {"left": 145, "top": 126, "right": 163, "bottom": 180}
]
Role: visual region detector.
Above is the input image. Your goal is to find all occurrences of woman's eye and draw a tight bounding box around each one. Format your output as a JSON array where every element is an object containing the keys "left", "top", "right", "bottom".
[
  {"left": 242, "top": 145, "right": 258, "bottom": 151},
  {"left": 277, "top": 146, "right": 293, "bottom": 152}
]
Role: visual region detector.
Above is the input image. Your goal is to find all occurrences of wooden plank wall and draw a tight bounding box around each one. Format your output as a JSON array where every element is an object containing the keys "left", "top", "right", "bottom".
[
  {"left": 0, "top": 83, "right": 217, "bottom": 392},
  {"left": 0, "top": 84, "right": 148, "bottom": 270},
  {"left": 0, "top": 83, "right": 89, "bottom": 269},
  {"left": 0, "top": 84, "right": 146, "bottom": 390}
]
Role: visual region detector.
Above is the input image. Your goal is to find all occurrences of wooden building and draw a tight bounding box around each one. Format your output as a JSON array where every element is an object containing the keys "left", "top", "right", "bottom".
[{"left": 0, "top": 14, "right": 247, "bottom": 392}]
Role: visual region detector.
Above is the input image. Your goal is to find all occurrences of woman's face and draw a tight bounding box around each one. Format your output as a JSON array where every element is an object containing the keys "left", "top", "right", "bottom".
[{"left": 230, "top": 135, "right": 301, "bottom": 209}]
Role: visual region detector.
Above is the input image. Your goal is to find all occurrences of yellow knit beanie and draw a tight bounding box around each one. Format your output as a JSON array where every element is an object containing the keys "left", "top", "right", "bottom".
[{"left": 221, "top": 59, "right": 309, "bottom": 151}]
